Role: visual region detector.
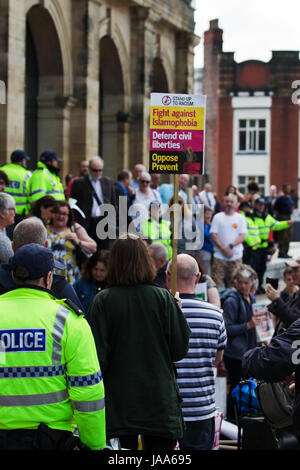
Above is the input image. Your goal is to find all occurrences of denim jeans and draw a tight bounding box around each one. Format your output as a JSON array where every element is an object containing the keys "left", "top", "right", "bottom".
[{"left": 180, "top": 417, "right": 215, "bottom": 451}]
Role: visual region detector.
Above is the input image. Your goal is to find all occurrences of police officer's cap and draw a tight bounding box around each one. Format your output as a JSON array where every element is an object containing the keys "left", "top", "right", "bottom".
[
  {"left": 40, "top": 150, "right": 63, "bottom": 163},
  {"left": 239, "top": 201, "right": 252, "bottom": 210},
  {"left": 11, "top": 149, "right": 30, "bottom": 163},
  {"left": 255, "top": 197, "right": 265, "bottom": 205},
  {"left": 10, "top": 243, "right": 64, "bottom": 281}
]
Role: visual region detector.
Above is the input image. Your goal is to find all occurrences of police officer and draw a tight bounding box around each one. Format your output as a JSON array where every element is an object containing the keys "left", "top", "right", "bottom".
[
  {"left": 252, "top": 197, "right": 294, "bottom": 294},
  {"left": 238, "top": 201, "right": 260, "bottom": 266},
  {"left": 29, "top": 150, "right": 65, "bottom": 205},
  {"left": 0, "top": 244, "right": 106, "bottom": 450},
  {"left": 142, "top": 200, "right": 172, "bottom": 259},
  {"left": 1, "top": 149, "right": 32, "bottom": 222}
]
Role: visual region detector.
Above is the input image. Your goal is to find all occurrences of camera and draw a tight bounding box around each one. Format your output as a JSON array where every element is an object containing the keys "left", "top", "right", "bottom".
[{"left": 266, "top": 277, "right": 279, "bottom": 290}]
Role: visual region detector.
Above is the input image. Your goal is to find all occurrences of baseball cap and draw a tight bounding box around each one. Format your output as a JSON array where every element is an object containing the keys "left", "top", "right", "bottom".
[
  {"left": 255, "top": 197, "right": 265, "bottom": 205},
  {"left": 10, "top": 243, "right": 64, "bottom": 281},
  {"left": 40, "top": 150, "right": 62, "bottom": 163},
  {"left": 11, "top": 149, "right": 30, "bottom": 163},
  {"left": 285, "top": 257, "right": 300, "bottom": 269}
]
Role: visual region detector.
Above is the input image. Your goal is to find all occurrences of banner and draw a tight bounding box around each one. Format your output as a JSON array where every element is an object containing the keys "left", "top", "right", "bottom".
[{"left": 149, "top": 93, "right": 206, "bottom": 175}]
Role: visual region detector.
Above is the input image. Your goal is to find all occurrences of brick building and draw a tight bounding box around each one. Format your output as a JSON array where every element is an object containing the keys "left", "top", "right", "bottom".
[
  {"left": 0, "top": 0, "right": 197, "bottom": 180},
  {"left": 202, "top": 19, "right": 300, "bottom": 199}
]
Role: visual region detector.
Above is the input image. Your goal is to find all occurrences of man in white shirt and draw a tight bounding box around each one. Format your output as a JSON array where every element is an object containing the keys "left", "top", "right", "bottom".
[
  {"left": 210, "top": 194, "right": 247, "bottom": 289},
  {"left": 129, "top": 171, "right": 162, "bottom": 231},
  {"left": 199, "top": 183, "right": 216, "bottom": 211}
]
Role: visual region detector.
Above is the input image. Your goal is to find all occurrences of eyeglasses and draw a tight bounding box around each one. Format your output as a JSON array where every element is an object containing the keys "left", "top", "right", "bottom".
[
  {"left": 54, "top": 211, "right": 69, "bottom": 216},
  {"left": 140, "top": 180, "right": 150, "bottom": 184},
  {"left": 91, "top": 168, "right": 103, "bottom": 173}
]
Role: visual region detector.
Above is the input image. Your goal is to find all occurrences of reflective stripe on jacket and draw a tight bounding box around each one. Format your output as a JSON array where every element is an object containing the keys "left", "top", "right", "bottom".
[
  {"left": 0, "top": 287, "right": 105, "bottom": 450},
  {"left": 239, "top": 211, "right": 261, "bottom": 250},
  {"left": 1, "top": 163, "right": 32, "bottom": 215},
  {"left": 254, "top": 213, "right": 289, "bottom": 248},
  {"left": 29, "top": 162, "right": 65, "bottom": 203}
]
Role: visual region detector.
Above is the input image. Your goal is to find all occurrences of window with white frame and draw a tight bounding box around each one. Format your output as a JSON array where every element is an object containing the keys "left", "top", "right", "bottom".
[
  {"left": 238, "top": 176, "right": 265, "bottom": 196},
  {"left": 238, "top": 119, "right": 266, "bottom": 152}
]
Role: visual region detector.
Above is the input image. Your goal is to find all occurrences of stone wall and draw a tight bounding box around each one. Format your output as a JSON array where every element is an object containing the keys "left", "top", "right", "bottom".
[{"left": 0, "top": 0, "right": 197, "bottom": 180}]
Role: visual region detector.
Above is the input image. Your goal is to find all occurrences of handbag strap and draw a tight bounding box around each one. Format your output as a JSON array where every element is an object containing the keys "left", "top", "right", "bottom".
[{"left": 87, "top": 177, "right": 102, "bottom": 206}]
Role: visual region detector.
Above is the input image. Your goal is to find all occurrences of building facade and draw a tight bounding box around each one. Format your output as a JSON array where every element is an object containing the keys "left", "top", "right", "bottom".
[
  {"left": 203, "top": 19, "right": 300, "bottom": 199},
  {"left": 0, "top": 0, "right": 197, "bottom": 180}
]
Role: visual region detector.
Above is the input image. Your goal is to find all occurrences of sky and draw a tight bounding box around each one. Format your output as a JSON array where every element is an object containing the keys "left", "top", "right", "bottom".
[{"left": 194, "top": 0, "right": 300, "bottom": 68}]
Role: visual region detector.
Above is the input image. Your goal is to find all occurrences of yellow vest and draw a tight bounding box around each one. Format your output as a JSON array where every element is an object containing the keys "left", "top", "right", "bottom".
[{"left": 0, "top": 287, "right": 106, "bottom": 450}]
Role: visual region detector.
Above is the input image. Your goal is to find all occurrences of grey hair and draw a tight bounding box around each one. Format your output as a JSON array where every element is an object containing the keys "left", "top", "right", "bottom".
[
  {"left": 138, "top": 171, "right": 151, "bottom": 181},
  {"left": 13, "top": 216, "right": 47, "bottom": 249},
  {"left": 148, "top": 242, "right": 168, "bottom": 262},
  {"left": 0, "top": 193, "right": 15, "bottom": 213},
  {"left": 232, "top": 264, "right": 257, "bottom": 282},
  {"left": 88, "top": 156, "right": 104, "bottom": 168}
]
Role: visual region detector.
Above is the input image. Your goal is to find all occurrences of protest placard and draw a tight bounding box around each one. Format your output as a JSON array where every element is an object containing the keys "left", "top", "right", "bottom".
[
  {"left": 253, "top": 304, "right": 275, "bottom": 343},
  {"left": 149, "top": 93, "right": 206, "bottom": 175}
]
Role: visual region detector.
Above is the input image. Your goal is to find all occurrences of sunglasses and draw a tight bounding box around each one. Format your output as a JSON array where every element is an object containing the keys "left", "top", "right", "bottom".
[
  {"left": 91, "top": 168, "right": 103, "bottom": 173},
  {"left": 140, "top": 180, "right": 150, "bottom": 184}
]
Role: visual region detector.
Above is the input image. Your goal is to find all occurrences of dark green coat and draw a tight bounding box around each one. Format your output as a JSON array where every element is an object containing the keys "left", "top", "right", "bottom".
[{"left": 87, "top": 284, "right": 191, "bottom": 440}]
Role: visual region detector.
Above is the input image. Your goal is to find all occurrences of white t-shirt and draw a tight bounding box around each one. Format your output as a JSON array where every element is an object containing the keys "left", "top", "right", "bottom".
[
  {"left": 210, "top": 211, "right": 247, "bottom": 261},
  {"left": 129, "top": 188, "right": 162, "bottom": 229}
]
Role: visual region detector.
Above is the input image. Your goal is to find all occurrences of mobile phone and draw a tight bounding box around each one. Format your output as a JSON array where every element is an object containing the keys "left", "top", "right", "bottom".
[{"left": 266, "top": 277, "right": 279, "bottom": 290}]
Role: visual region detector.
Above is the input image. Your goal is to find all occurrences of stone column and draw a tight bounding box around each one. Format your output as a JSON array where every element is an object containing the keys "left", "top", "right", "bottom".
[
  {"left": 175, "top": 31, "right": 198, "bottom": 94},
  {"left": 0, "top": 0, "right": 26, "bottom": 163},
  {"left": 129, "top": 6, "right": 156, "bottom": 170},
  {"left": 69, "top": 0, "right": 101, "bottom": 174}
]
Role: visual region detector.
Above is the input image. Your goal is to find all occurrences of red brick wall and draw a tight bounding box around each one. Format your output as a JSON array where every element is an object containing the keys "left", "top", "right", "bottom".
[
  {"left": 216, "top": 97, "right": 233, "bottom": 198},
  {"left": 271, "top": 97, "right": 299, "bottom": 190},
  {"left": 236, "top": 61, "right": 270, "bottom": 89}
]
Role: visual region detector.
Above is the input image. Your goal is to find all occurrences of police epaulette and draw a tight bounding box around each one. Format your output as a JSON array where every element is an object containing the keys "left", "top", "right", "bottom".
[{"left": 63, "top": 298, "right": 85, "bottom": 316}]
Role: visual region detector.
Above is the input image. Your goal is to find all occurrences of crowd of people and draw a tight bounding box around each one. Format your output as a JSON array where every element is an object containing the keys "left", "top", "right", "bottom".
[{"left": 0, "top": 148, "right": 300, "bottom": 451}]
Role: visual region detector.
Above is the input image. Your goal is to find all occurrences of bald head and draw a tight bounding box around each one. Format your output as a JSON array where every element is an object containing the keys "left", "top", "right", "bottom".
[{"left": 166, "top": 254, "right": 201, "bottom": 293}]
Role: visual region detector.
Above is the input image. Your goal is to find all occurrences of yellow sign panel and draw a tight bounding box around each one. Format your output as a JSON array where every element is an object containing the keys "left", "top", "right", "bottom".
[{"left": 150, "top": 106, "right": 205, "bottom": 130}]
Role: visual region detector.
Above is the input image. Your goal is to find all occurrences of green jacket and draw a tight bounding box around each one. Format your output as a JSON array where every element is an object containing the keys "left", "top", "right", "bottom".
[
  {"left": 142, "top": 217, "right": 172, "bottom": 258},
  {"left": 87, "top": 284, "right": 191, "bottom": 440},
  {"left": 29, "top": 162, "right": 65, "bottom": 204},
  {"left": 253, "top": 211, "right": 290, "bottom": 248},
  {"left": 1, "top": 163, "right": 32, "bottom": 215},
  {"left": 0, "top": 287, "right": 106, "bottom": 450}
]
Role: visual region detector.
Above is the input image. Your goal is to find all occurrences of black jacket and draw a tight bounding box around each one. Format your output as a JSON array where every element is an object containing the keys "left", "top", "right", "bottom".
[
  {"left": 0, "top": 264, "right": 84, "bottom": 311},
  {"left": 242, "top": 317, "right": 300, "bottom": 425},
  {"left": 70, "top": 175, "right": 117, "bottom": 229},
  {"left": 222, "top": 289, "right": 256, "bottom": 360},
  {"left": 268, "top": 291, "right": 300, "bottom": 328}
]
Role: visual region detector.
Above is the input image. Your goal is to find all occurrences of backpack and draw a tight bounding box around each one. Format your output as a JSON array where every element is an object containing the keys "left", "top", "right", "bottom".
[
  {"left": 255, "top": 380, "right": 294, "bottom": 429},
  {"left": 231, "top": 378, "right": 261, "bottom": 417},
  {"left": 220, "top": 287, "right": 240, "bottom": 309}
]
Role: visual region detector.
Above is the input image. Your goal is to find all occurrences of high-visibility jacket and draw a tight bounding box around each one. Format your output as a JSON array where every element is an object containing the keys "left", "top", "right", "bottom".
[
  {"left": 1, "top": 163, "right": 32, "bottom": 215},
  {"left": 142, "top": 217, "right": 172, "bottom": 259},
  {"left": 239, "top": 210, "right": 261, "bottom": 250},
  {"left": 253, "top": 211, "right": 290, "bottom": 249},
  {"left": 29, "top": 162, "right": 65, "bottom": 204},
  {"left": 0, "top": 287, "right": 106, "bottom": 450}
]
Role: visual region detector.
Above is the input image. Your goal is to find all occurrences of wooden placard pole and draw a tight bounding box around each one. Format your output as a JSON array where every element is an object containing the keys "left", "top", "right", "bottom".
[{"left": 171, "top": 174, "right": 179, "bottom": 295}]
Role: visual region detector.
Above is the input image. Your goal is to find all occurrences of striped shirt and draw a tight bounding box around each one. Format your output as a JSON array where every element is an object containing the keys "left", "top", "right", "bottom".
[{"left": 174, "top": 294, "right": 227, "bottom": 421}]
